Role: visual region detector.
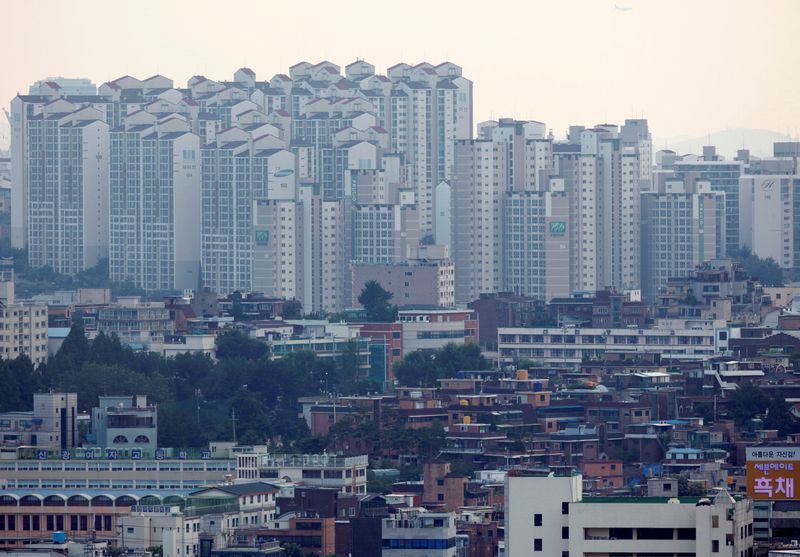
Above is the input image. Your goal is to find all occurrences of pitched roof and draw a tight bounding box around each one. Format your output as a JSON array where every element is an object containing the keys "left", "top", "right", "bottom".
[{"left": 190, "top": 482, "right": 280, "bottom": 497}]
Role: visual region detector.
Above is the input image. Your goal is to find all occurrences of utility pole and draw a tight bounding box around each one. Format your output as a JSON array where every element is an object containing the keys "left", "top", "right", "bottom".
[
  {"left": 231, "top": 408, "right": 237, "bottom": 444},
  {"left": 195, "top": 389, "right": 201, "bottom": 427}
]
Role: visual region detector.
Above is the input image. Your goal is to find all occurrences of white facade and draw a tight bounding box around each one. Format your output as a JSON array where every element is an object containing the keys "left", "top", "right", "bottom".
[
  {"left": 110, "top": 119, "right": 201, "bottom": 292},
  {"left": 0, "top": 279, "right": 48, "bottom": 365},
  {"left": 236, "top": 453, "right": 368, "bottom": 494},
  {"left": 452, "top": 140, "right": 506, "bottom": 303},
  {"left": 739, "top": 174, "right": 800, "bottom": 270},
  {"left": 498, "top": 321, "right": 726, "bottom": 366},
  {"left": 382, "top": 509, "right": 457, "bottom": 557},
  {"left": 118, "top": 508, "right": 200, "bottom": 557},
  {"left": 506, "top": 474, "right": 753, "bottom": 557},
  {"left": 26, "top": 105, "right": 109, "bottom": 274}
]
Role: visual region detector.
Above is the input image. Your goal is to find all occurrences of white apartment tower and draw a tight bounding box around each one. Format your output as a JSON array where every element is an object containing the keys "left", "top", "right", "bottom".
[
  {"left": 200, "top": 127, "right": 297, "bottom": 297},
  {"left": 388, "top": 63, "right": 472, "bottom": 237},
  {"left": 451, "top": 139, "right": 507, "bottom": 303},
  {"left": 596, "top": 136, "right": 642, "bottom": 291},
  {"left": 25, "top": 103, "right": 109, "bottom": 274},
  {"left": 553, "top": 148, "right": 599, "bottom": 292},
  {"left": 109, "top": 113, "right": 201, "bottom": 292}
]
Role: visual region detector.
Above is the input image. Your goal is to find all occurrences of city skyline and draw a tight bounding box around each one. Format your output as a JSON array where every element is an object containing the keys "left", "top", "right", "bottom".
[{"left": 3, "top": 0, "right": 800, "bottom": 152}]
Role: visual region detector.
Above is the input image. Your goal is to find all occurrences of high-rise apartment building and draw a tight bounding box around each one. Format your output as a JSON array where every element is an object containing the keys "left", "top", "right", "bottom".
[
  {"left": 641, "top": 175, "right": 726, "bottom": 300},
  {"left": 451, "top": 139, "right": 507, "bottom": 303},
  {"left": 25, "top": 103, "right": 109, "bottom": 274},
  {"left": 109, "top": 114, "right": 201, "bottom": 292},
  {"left": 670, "top": 147, "right": 743, "bottom": 257},
  {"left": 200, "top": 127, "right": 297, "bottom": 297},
  {"left": 596, "top": 136, "right": 642, "bottom": 291},
  {"left": 503, "top": 184, "right": 571, "bottom": 301},
  {"left": 553, "top": 147, "right": 599, "bottom": 293}
]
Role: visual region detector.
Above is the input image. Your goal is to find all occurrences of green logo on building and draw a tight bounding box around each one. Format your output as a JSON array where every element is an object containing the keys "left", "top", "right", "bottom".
[
  {"left": 549, "top": 221, "right": 566, "bottom": 236},
  {"left": 255, "top": 230, "right": 269, "bottom": 244}
]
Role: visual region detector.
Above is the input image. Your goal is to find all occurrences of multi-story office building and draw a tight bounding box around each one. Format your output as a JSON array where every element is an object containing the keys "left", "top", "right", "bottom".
[
  {"left": 498, "top": 319, "right": 726, "bottom": 367},
  {"left": 0, "top": 446, "right": 236, "bottom": 490},
  {"left": 351, "top": 250, "right": 455, "bottom": 309},
  {"left": 398, "top": 308, "right": 478, "bottom": 355},
  {"left": 26, "top": 103, "right": 109, "bottom": 274},
  {"left": 236, "top": 453, "right": 369, "bottom": 494},
  {"left": 739, "top": 174, "right": 800, "bottom": 277},
  {"left": 641, "top": 175, "right": 726, "bottom": 300},
  {"left": 0, "top": 393, "right": 77, "bottom": 450},
  {"left": 0, "top": 488, "right": 153, "bottom": 547},
  {"left": 118, "top": 507, "right": 200, "bottom": 557},
  {"left": 382, "top": 509, "right": 457, "bottom": 557},
  {"left": 109, "top": 113, "right": 201, "bottom": 292},
  {"left": 505, "top": 473, "right": 754, "bottom": 557},
  {"left": 90, "top": 395, "right": 157, "bottom": 450},
  {"left": 96, "top": 297, "right": 174, "bottom": 346}
]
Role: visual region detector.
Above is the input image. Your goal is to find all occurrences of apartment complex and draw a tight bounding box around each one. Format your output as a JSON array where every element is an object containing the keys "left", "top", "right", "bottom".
[
  {"left": 0, "top": 270, "right": 48, "bottom": 364},
  {"left": 641, "top": 174, "right": 726, "bottom": 299}
]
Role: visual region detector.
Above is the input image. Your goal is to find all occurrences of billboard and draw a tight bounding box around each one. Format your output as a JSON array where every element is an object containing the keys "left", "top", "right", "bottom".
[
  {"left": 549, "top": 221, "right": 566, "bottom": 236},
  {"left": 746, "top": 446, "right": 799, "bottom": 500},
  {"left": 255, "top": 230, "right": 269, "bottom": 244}
]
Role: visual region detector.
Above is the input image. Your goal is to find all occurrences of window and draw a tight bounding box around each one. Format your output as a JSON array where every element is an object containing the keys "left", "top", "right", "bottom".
[
  {"left": 712, "top": 539, "right": 719, "bottom": 553},
  {"left": 534, "top": 538, "right": 542, "bottom": 552},
  {"left": 562, "top": 527, "right": 569, "bottom": 539},
  {"left": 561, "top": 502, "right": 569, "bottom": 515},
  {"left": 534, "top": 514, "right": 542, "bottom": 527},
  {"left": 712, "top": 515, "right": 719, "bottom": 528}
]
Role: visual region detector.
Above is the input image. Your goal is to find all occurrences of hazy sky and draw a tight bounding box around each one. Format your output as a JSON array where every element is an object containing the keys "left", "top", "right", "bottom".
[{"left": 3, "top": 0, "right": 799, "bottom": 146}]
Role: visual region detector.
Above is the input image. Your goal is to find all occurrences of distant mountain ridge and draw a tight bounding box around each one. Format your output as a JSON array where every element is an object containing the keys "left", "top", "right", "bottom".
[{"left": 656, "top": 128, "right": 794, "bottom": 160}]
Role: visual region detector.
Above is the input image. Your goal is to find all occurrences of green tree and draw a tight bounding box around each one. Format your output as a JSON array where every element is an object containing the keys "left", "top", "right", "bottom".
[
  {"left": 764, "top": 394, "right": 800, "bottom": 435},
  {"left": 215, "top": 330, "right": 269, "bottom": 360},
  {"left": 730, "top": 246, "right": 784, "bottom": 286},
  {"left": 677, "top": 475, "right": 705, "bottom": 496},
  {"left": 282, "top": 543, "right": 304, "bottom": 557},
  {"left": 395, "top": 342, "right": 488, "bottom": 387},
  {"left": 54, "top": 324, "right": 90, "bottom": 371},
  {"left": 730, "top": 382, "right": 769, "bottom": 426},
  {"left": 358, "top": 280, "right": 398, "bottom": 322}
]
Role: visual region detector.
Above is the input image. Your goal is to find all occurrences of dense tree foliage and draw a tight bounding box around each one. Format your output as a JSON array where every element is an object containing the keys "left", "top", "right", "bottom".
[
  {"left": 729, "top": 382, "right": 799, "bottom": 435},
  {"left": 394, "top": 342, "right": 488, "bottom": 387},
  {"left": 0, "top": 325, "right": 382, "bottom": 448},
  {"left": 3, "top": 249, "right": 166, "bottom": 299},
  {"left": 357, "top": 280, "right": 398, "bottom": 322},
  {"left": 730, "top": 247, "right": 784, "bottom": 287}
]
